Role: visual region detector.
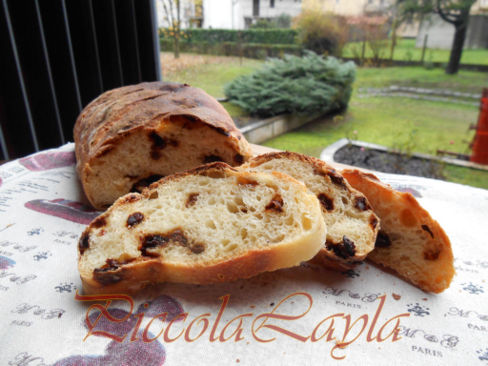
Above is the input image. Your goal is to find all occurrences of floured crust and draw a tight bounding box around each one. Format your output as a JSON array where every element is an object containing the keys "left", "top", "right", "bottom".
[
  {"left": 341, "top": 169, "right": 454, "bottom": 293},
  {"left": 78, "top": 162, "right": 326, "bottom": 294},
  {"left": 242, "top": 152, "right": 379, "bottom": 269},
  {"left": 74, "top": 82, "right": 252, "bottom": 209}
]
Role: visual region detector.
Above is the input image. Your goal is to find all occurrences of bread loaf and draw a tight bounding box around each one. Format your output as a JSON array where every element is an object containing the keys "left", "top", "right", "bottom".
[
  {"left": 74, "top": 82, "right": 252, "bottom": 210},
  {"left": 241, "top": 152, "right": 379, "bottom": 269},
  {"left": 78, "top": 162, "right": 326, "bottom": 294},
  {"left": 341, "top": 169, "right": 454, "bottom": 293}
]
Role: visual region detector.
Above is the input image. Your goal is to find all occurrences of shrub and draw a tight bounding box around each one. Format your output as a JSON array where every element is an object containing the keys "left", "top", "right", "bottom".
[
  {"left": 159, "top": 28, "right": 298, "bottom": 45},
  {"left": 160, "top": 39, "right": 303, "bottom": 59},
  {"left": 294, "top": 10, "right": 348, "bottom": 56},
  {"left": 275, "top": 13, "right": 292, "bottom": 29},
  {"left": 224, "top": 51, "right": 356, "bottom": 118},
  {"left": 250, "top": 19, "right": 275, "bottom": 29},
  {"left": 250, "top": 13, "right": 292, "bottom": 29}
]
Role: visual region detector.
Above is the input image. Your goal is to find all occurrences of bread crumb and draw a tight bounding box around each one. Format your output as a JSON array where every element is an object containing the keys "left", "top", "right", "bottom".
[{"left": 392, "top": 293, "right": 401, "bottom": 300}]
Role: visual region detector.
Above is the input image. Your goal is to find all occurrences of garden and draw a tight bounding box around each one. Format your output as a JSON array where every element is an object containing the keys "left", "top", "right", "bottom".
[
  {"left": 162, "top": 51, "right": 488, "bottom": 190},
  {"left": 160, "top": 3, "right": 488, "bottom": 191}
]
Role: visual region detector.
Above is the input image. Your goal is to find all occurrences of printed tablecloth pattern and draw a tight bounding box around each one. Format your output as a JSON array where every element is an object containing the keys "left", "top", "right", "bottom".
[{"left": 0, "top": 144, "right": 487, "bottom": 366}]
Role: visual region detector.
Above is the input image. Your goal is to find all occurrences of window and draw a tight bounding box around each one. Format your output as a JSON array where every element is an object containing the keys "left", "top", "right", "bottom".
[
  {"left": 253, "top": 0, "right": 260, "bottom": 16},
  {"left": 270, "top": 0, "right": 275, "bottom": 8}
]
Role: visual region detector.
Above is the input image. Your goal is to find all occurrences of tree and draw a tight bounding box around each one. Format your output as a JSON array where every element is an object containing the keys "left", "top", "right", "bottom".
[
  {"left": 398, "top": 0, "right": 476, "bottom": 74},
  {"left": 160, "top": 0, "right": 182, "bottom": 58},
  {"left": 294, "top": 9, "right": 349, "bottom": 56}
]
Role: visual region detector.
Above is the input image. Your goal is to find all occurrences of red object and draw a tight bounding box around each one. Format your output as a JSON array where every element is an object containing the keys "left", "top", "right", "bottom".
[{"left": 470, "top": 88, "right": 488, "bottom": 165}]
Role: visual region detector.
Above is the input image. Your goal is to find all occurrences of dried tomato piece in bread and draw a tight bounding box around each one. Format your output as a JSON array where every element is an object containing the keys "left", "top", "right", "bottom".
[{"left": 341, "top": 169, "right": 454, "bottom": 293}]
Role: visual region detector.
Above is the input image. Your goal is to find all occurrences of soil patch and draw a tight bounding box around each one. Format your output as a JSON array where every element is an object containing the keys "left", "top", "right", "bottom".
[{"left": 334, "top": 144, "right": 445, "bottom": 179}]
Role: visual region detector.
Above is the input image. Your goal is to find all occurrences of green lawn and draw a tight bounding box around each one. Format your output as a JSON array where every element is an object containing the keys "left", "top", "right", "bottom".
[
  {"left": 342, "top": 38, "right": 488, "bottom": 66},
  {"left": 263, "top": 98, "right": 488, "bottom": 190},
  {"left": 165, "top": 58, "right": 263, "bottom": 99},
  {"left": 354, "top": 66, "right": 488, "bottom": 93},
  {"left": 443, "top": 165, "right": 488, "bottom": 190},
  {"left": 263, "top": 97, "right": 476, "bottom": 157},
  {"left": 164, "top": 57, "right": 262, "bottom": 118}
]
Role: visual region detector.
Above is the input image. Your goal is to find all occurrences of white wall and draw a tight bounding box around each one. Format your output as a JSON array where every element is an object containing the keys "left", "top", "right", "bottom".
[
  {"left": 204, "top": 0, "right": 301, "bottom": 29},
  {"left": 203, "top": 0, "right": 244, "bottom": 29},
  {"left": 240, "top": 0, "right": 302, "bottom": 18},
  {"left": 416, "top": 14, "right": 455, "bottom": 49}
]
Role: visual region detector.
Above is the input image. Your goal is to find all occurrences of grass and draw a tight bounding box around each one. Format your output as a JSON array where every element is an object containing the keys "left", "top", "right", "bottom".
[
  {"left": 342, "top": 38, "right": 488, "bottom": 65},
  {"left": 163, "top": 53, "right": 262, "bottom": 98},
  {"left": 162, "top": 53, "right": 262, "bottom": 118},
  {"left": 263, "top": 97, "right": 477, "bottom": 158},
  {"left": 354, "top": 66, "right": 488, "bottom": 93},
  {"left": 443, "top": 165, "right": 488, "bottom": 190},
  {"left": 263, "top": 97, "right": 488, "bottom": 190}
]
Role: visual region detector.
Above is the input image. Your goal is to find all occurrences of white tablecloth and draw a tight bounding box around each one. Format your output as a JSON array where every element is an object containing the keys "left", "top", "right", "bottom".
[{"left": 1, "top": 143, "right": 487, "bottom": 366}]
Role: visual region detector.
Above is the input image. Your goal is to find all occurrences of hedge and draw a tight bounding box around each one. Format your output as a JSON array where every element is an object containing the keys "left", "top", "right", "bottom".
[
  {"left": 160, "top": 28, "right": 298, "bottom": 45},
  {"left": 160, "top": 39, "right": 303, "bottom": 59}
]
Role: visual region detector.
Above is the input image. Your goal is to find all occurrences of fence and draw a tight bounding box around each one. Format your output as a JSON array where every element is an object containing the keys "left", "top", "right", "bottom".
[{"left": 0, "top": 0, "right": 161, "bottom": 161}]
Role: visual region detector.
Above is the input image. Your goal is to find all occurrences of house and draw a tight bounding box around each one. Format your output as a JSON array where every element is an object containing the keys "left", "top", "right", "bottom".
[{"left": 202, "top": 0, "right": 302, "bottom": 29}]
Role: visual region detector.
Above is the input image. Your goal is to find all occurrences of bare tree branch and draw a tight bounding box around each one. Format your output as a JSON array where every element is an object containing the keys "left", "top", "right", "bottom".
[
  {"left": 435, "top": 0, "right": 458, "bottom": 24},
  {"left": 161, "top": 0, "right": 174, "bottom": 28},
  {"left": 176, "top": 0, "right": 181, "bottom": 32},
  {"left": 168, "top": 0, "right": 175, "bottom": 27}
]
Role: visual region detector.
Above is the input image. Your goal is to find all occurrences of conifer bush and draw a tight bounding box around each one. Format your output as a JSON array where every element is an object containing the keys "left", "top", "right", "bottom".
[{"left": 224, "top": 52, "right": 356, "bottom": 118}]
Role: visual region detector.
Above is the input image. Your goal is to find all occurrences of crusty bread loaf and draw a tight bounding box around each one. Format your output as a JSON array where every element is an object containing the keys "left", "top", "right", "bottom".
[
  {"left": 242, "top": 152, "right": 379, "bottom": 269},
  {"left": 74, "top": 82, "right": 252, "bottom": 210},
  {"left": 78, "top": 162, "right": 326, "bottom": 294},
  {"left": 341, "top": 169, "right": 454, "bottom": 293}
]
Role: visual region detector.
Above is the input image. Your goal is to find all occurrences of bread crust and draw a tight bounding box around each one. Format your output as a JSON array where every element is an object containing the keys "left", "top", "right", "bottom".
[
  {"left": 74, "top": 82, "right": 252, "bottom": 209},
  {"left": 341, "top": 169, "right": 455, "bottom": 293},
  {"left": 79, "top": 162, "right": 326, "bottom": 294}
]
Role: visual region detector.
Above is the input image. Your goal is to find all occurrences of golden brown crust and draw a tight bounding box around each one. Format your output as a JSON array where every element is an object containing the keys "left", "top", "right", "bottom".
[
  {"left": 81, "top": 249, "right": 275, "bottom": 294},
  {"left": 247, "top": 151, "right": 350, "bottom": 190},
  {"left": 74, "top": 82, "right": 251, "bottom": 209},
  {"left": 74, "top": 82, "right": 245, "bottom": 166},
  {"left": 341, "top": 169, "right": 455, "bottom": 293}
]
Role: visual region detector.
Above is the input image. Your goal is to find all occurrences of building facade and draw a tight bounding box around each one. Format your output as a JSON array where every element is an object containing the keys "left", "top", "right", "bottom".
[{"left": 202, "top": 0, "right": 302, "bottom": 29}]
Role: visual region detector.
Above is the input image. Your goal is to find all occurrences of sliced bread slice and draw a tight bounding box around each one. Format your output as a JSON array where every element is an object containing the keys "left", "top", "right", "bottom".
[
  {"left": 78, "top": 162, "right": 326, "bottom": 294},
  {"left": 241, "top": 152, "right": 379, "bottom": 269},
  {"left": 341, "top": 169, "right": 454, "bottom": 293}
]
